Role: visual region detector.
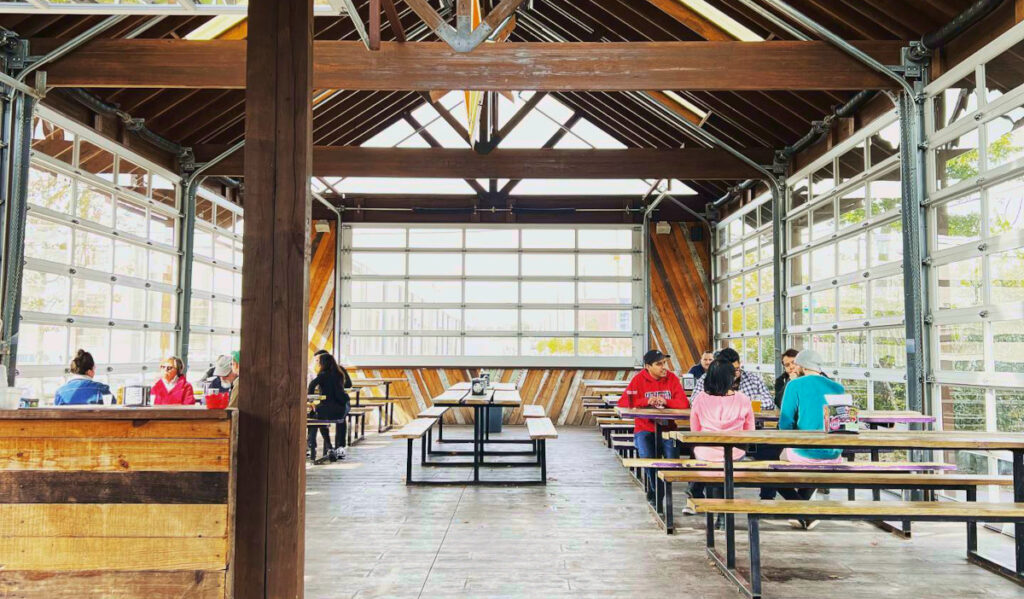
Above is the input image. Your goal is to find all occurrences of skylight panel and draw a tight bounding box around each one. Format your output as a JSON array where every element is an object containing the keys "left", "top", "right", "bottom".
[
  {"left": 511, "top": 179, "right": 661, "bottom": 196},
  {"left": 661, "top": 90, "right": 709, "bottom": 121},
  {"left": 361, "top": 120, "right": 418, "bottom": 148},
  {"left": 678, "top": 0, "right": 763, "bottom": 42},
  {"left": 333, "top": 177, "right": 479, "bottom": 195},
  {"left": 184, "top": 15, "right": 246, "bottom": 40}
]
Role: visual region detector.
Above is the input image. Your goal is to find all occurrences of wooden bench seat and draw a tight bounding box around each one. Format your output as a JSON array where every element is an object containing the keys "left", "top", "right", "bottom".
[
  {"left": 588, "top": 409, "right": 616, "bottom": 417},
  {"left": 526, "top": 417, "right": 558, "bottom": 439},
  {"left": 688, "top": 498, "right": 1024, "bottom": 598},
  {"left": 662, "top": 471, "right": 1012, "bottom": 487},
  {"left": 622, "top": 458, "right": 956, "bottom": 471},
  {"left": 393, "top": 418, "right": 435, "bottom": 439},
  {"left": 597, "top": 418, "right": 634, "bottom": 426},
  {"left": 522, "top": 405, "right": 545, "bottom": 419},
  {"left": 418, "top": 406, "right": 449, "bottom": 419}
]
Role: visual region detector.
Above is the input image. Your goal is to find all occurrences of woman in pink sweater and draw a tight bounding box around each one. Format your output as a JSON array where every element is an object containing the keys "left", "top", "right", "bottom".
[{"left": 689, "top": 358, "right": 755, "bottom": 509}]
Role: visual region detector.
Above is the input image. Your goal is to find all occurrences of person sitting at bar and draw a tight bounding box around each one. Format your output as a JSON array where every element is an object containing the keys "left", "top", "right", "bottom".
[
  {"left": 693, "top": 347, "right": 774, "bottom": 411},
  {"left": 618, "top": 349, "right": 689, "bottom": 503},
  {"left": 774, "top": 348, "right": 801, "bottom": 401},
  {"left": 307, "top": 351, "right": 352, "bottom": 462},
  {"left": 688, "top": 358, "right": 755, "bottom": 524},
  {"left": 150, "top": 356, "right": 195, "bottom": 405},
  {"left": 688, "top": 350, "right": 714, "bottom": 380},
  {"left": 777, "top": 348, "right": 845, "bottom": 529},
  {"left": 54, "top": 349, "right": 111, "bottom": 405},
  {"left": 203, "top": 354, "right": 237, "bottom": 395}
]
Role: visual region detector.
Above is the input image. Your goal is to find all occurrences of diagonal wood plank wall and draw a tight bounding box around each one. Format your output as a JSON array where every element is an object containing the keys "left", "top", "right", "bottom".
[{"left": 308, "top": 222, "right": 710, "bottom": 426}]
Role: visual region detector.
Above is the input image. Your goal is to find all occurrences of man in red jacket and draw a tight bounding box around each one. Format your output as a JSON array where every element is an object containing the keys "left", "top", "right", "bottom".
[{"left": 619, "top": 349, "right": 689, "bottom": 501}]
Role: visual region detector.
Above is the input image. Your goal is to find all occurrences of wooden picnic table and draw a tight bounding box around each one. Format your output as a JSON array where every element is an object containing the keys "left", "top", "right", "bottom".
[
  {"left": 858, "top": 410, "right": 936, "bottom": 426},
  {"left": 668, "top": 429, "right": 1024, "bottom": 584},
  {"left": 431, "top": 385, "right": 525, "bottom": 483},
  {"left": 346, "top": 378, "right": 406, "bottom": 432},
  {"left": 614, "top": 406, "right": 781, "bottom": 459}
]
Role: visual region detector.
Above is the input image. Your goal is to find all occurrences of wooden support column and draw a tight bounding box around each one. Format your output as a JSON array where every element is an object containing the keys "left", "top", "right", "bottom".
[{"left": 235, "top": 0, "right": 312, "bottom": 597}]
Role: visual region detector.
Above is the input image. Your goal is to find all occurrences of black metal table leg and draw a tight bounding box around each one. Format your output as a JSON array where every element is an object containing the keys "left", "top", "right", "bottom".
[
  {"left": 1014, "top": 449, "right": 1023, "bottom": 576},
  {"left": 749, "top": 516, "right": 763, "bottom": 599},
  {"left": 473, "top": 406, "right": 481, "bottom": 483},
  {"left": 966, "top": 487, "right": 978, "bottom": 555},
  {"left": 655, "top": 420, "right": 663, "bottom": 459},
  {"left": 724, "top": 444, "right": 736, "bottom": 570},
  {"left": 665, "top": 480, "right": 674, "bottom": 534},
  {"left": 406, "top": 439, "right": 413, "bottom": 485},
  {"left": 540, "top": 439, "right": 547, "bottom": 482}
]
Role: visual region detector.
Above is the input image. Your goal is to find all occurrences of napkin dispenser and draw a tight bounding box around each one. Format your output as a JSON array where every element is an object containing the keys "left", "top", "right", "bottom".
[{"left": 470, "top": 378, "right": 487, "bottom": 395}]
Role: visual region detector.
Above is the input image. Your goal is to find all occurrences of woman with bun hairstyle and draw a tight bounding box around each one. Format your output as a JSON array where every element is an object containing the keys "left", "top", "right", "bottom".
[{"left": 54, "top": 350, "right": 112, "bottom": 405}]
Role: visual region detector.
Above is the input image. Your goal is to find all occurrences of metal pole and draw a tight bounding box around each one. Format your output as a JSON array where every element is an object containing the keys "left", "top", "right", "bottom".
[
  {"left": 1, "top": 92, "right": 35, "bottom": 385},
  {"left": 642, "top": 217, "right": 651, "bottom": 358},
  {"left": 175, "top": 180, "right": 198, "bottom": 370},
  {"left": 771, "top": 174, "right": 788, "bottom": 381}
]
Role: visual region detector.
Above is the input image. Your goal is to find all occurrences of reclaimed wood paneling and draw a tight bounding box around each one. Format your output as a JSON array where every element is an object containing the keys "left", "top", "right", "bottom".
[
  {"left": 314, "top": 223, "right": 710, "bottom": 426},
  {"left": 0, "top": 410, "right": 236, "bottom": 597},
  {"left": 308, "top": 221, "right": 336, "bottom": 361}
]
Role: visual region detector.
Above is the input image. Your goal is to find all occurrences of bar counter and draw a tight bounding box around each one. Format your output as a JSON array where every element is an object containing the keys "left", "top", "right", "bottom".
[{"left": 0, "top": 407, "right": 237, "bottom": 599}]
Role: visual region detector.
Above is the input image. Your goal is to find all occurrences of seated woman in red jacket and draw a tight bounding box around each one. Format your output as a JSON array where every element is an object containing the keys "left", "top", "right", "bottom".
[{"left": 150, "top": 356, "right": 195, "bottom": 405}]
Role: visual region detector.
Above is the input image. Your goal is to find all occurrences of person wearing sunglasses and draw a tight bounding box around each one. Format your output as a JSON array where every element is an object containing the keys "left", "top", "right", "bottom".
[{"left": 149, "top": 356, "right": 195, "bottom": 405}]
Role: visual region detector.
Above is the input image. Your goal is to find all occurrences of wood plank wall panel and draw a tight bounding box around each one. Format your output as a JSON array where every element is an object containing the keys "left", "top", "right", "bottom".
[
  {"left": 308, "top": 221, "right": 336, "bottom": 361},
  {"left": 0, "top": 412, "right": 237, "bottom": 599},
  {"left": 316, "top": 224, "right": 710, "bottom": 426}
]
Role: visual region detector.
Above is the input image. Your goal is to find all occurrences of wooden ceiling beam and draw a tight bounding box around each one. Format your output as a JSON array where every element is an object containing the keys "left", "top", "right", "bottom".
[
  {"left": 192, "top": 145, "right": 774, "bottom": 179},
  {"left": 34, "top": 39, "right": 905, "bottom": 91}
]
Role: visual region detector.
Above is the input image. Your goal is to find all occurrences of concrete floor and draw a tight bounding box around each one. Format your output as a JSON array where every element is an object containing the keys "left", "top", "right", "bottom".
[{"left": 304, "top": 426, "right": 1020, "bottom": 599}]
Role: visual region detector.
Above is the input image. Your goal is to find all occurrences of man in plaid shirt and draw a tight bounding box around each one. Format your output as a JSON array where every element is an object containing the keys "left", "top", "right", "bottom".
[{"left": 692, "top": 347, "right": 775, "bottom": 410}]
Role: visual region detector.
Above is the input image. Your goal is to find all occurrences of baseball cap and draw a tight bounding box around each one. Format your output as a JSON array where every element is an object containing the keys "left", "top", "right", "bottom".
[
  {"left": 231, "top": 350, "right": 240, "bottom": 364},
  {"left": 795, "top": 349, "right": 825, "bottom": 372},
  {"left": 213, "top": 354, "right": 233, "bottom": 376},
  {"left": 643, "top": 349, "right": 670, "bottom": 365}
]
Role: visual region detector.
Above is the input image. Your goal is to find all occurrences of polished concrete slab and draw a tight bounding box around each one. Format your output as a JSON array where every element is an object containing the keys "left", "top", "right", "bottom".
[{"left": 304, "top": 426, "right": 1020, "bottom": 599}]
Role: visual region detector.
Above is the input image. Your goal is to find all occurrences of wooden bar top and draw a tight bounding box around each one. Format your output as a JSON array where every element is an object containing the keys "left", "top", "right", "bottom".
[
  {"left": 0, "top": 407, "right": 232, "bottom": 420},
  {"left": 669, "top": 429, "right": 1024, "bottom": 450},
  {"left": 858, "top": 410, "right": 936, "bottom": 424}
]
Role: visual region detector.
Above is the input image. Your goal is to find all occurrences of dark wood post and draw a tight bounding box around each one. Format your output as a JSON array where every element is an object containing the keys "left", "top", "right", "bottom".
[{"left": 235, "top": 0, "right": 313, "bottom": 597}]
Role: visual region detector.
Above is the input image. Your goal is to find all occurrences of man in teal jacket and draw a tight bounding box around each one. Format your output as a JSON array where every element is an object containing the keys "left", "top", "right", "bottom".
[{"left": 776, "top": 348, "right": 845, "bottom": 528}]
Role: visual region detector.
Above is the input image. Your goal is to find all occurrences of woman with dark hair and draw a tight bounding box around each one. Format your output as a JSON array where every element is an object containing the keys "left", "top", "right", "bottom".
[
  {"left": 307, "top": 352, "right": 352, "bottom": 462},
  {"left": 687, "top": 358, "right": 755, "bottom": 519},
  {"left": 54, "top": 350, "right": 111, "bottom": 405}
]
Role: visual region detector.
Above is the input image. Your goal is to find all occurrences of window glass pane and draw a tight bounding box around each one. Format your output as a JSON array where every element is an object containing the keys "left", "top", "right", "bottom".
[
  {"left": 936, "top": 257, "right": 983, "bottom": 309},
  {"left": 78, "top": 140, "right": 114, "bottom": 181},
  {"left": 993, "top": 320, "right": 1024, "bottom": 373},
  {"left": 215, "top": 207, "right": 233, "bottom": 230},
  {"left": 16, "top": 323, "right": 67, "bottom": 366},
  {"left": 869, "top": 178, "right": 901, "bottom": 215},
  {"left": 995, "top": 390, "right": 1024, "bottom": 433},
  {"left": 789, "top": 253, "right": 809, "bottom": 286},
  {"left": 196, "top": 198, "right": 214, "bottom": 224},
  {"left": 148, "top": 291, "right": 176, "bottom": 325},
  {"left": 811, "top": 162, "right": 835, "bottom": 198},
  {"left": 837, "top": 234, "right": 866, "bottom": 276},
  {"left": 789, "top": 213, "right": 809, "bottom": 246},
  {"left": 146, "top": 331, "right": 175, "bottom": 362},
  {"left": 838, "top": 186, "right": 866, "bottom": 228},
  {"left": 932, "top": 75, "right": 976, "bottom": 131},
  {"left": 837, "top": 283, "right": 866, "bottom": 321},
  {"left": 31, "top": 117, "right": 74, "bottom": 164},
  {"left": 215, "top": 234, "right": 233, "bottom": 263},
  {"left": 730, "top": 308, "right": 743, "bottom": 333},
  {"left": 522, "top": 309, "right": 573, "bottom": 332},
  {"left": 790, "top": 179, "right": 809, "bottom": 210},
  {"left": 522, "top": 282, "right": 573, "bottom": 304},
  {"left": 743, "top": 239, "right": 757, "bottom": 267},
  {"left": 522, "top": 337, "right": 576, "bottom": 356},
  {"left": 578, "top": 282, "right": 630, "bottom": 305},
  {"left": 118, "top": 158, "right": 149, "bottom": 197},
  {"left": 70, "top": 327, "right": 109, "bottom": 364},
  {"left": 811, "top": 204, "right": 835, "bottom": 240},
  {"left": 465, "top": 309, "right": 517, "bottom": 331},
  {"left": 409, "top": 253, "right": 461, "bottom": 276},
  {"left": 743, "top": 305, "right": 758, "bottom": 331},
  {"left": 149, "top": 212, "right": 175, "bottom": 246},
  {"left": 869, "top": 220, "right": 903, "bottom": 266},
  {"left": 841, "top": 379, "right": 868, "bottom": 409},
  {"left": 211, "top": 301, "right": 233, "bottom": 329},
  {"left": 872, "top": 327, "right": 905, "bottom": 369},
  {"left": 811, "top": 333, "right": 835, "bottom": 368},
  {"left": 838, "top": 331, "right": 866, "bottom": 368},
  {"left": 350, "top": 309, "right": 404, "bottom": 331},
  {"left": 21, "top": 270, "right": 69, "bottom": 314},
  {"left": 351, "top": 252, "right": 405, "bottom": 276},
  {"left": 352, "top": 228, "right": 405, "bottom": 248},
  {"left": 409, "top": 228, "right": 461, "bottom": 248},
  {"left": 578, "top": 337, "right": 631, "bottom": 357},
  {"left": 28, "top": 167, "right": 73, "bottom": 214},
  {"left": 870, "top": 276, "right": 903, "bottom": 318},
  {"left": 811, "top": 288, "right": 835, "bottom": 324},
  {"left": 192, "top": 261, "right": 212, "bottom": 293},
  {"left": 77, "top": 186, "right": 114, "bottom": 227},
  {"left": 522, "top": 253, "right": 573, "bottom": 276},
  {"left": 937, "top": 323, "right": 984, "bottom": 371},
  {"left": 837, "top": 143, "right": 865, "bottom": 183},
  {"left": 149, "top": 251, "right": 177, "bottom": 285},
  {"left": 578, "top": 254, "right": 631, "bottom": 277},
  {"left": 990, "top": 246, "right": 1024, "bottom": 304},
  {"left": 189, "top": 333, "right": 211, "bottom": 365},
  {"left": 113, "top": 241, "right": 147, "bottom": 279},
  {"left": 522, "top": 229, "right": 573, "bottom": 248},
  {"left": 408, "top": 308, "right": 462, "bottom": 331},
  {"left": 191, "top": 297, "right": 211, "bottom": 327},
  {"left": 70, "top": 279, "right": 111, "bottom": 318},
  {"left": 872, "top": 381, "right": 906, "bottom": 411},
  {"left": 26, "top": 216, "right": 71, "bottom": 263},
  {"left": 152, "top": 174, "right": 176, "bottom": 208},
  {"left": 351, "top": 280, "right": 404, "bottom": 303},
  {"left": 409, "top": 337, "right": 461, "bottom": 356},
  {"left": 759, "top": 267, "right": 773, "bottom": 297},
  {"left": 578, "top": 229, "right": 632, "bottom": 249},
  {"left": 579, "top": 309, "right": 631, "bottom": 333},
  {"left": 985, "top": 102, "right": 1024, "bottom": 170},
  {"left": 934, "top": 193, "right": 981, "bottom": 250},
  {"left": 407, "top": 281, "right": 461, "bottom": 303},
  {"left": 116, "top": 197, "right": 148, "bottom": 237},
  {"left": 760, "top": 301, "right": 774, "bottom": 330},
  {"left": 465, "top": 281, "right": 516, "bottom": 303},
  {"left": 939, "top": 385, "right": 985, "bottom": 431},
  {"left": 988, "top": 177, "right": 1024, "bottom": 237},
  {"left": 465, "top": 338, "right": 517, "bottom": 356},
  {"left": 760, "top": 335, "right": 775, "bottom": 364},
  {"left": 109, "top": 330, "right": 144, "bottom": 364},
  {"left": 194, "top": 229, "right": 213, "bottom": 259},
  {"left": 465, "top": 253, "right": 517, "bottom": 276},
  {"left": 811, "top": 245, "right": 835, "bottom": 282},
  {"left": 212, "top": 267, "right": 233, "bottom": 296},
  {"left": 112, "top": 285, "right": 146, "bottom": 321},
  {"left": 789, "top": 294, "right": 808, "bottom": 327},
  {"left": 466, "top": 228, "right": 517, "bottom": 248},
  {"left": 935, "top": 128, "right": 980, "bottom": 189}
]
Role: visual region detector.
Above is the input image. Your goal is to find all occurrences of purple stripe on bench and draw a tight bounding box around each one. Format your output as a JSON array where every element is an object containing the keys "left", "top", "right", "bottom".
[{"left": 643, "top": 461, "right": 956, "bottom": 470}]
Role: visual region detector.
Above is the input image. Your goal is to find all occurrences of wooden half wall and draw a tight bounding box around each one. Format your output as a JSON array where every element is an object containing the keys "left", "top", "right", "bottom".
[{"left": 308, "top": 222, "right": 711, "bottom": 425}]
